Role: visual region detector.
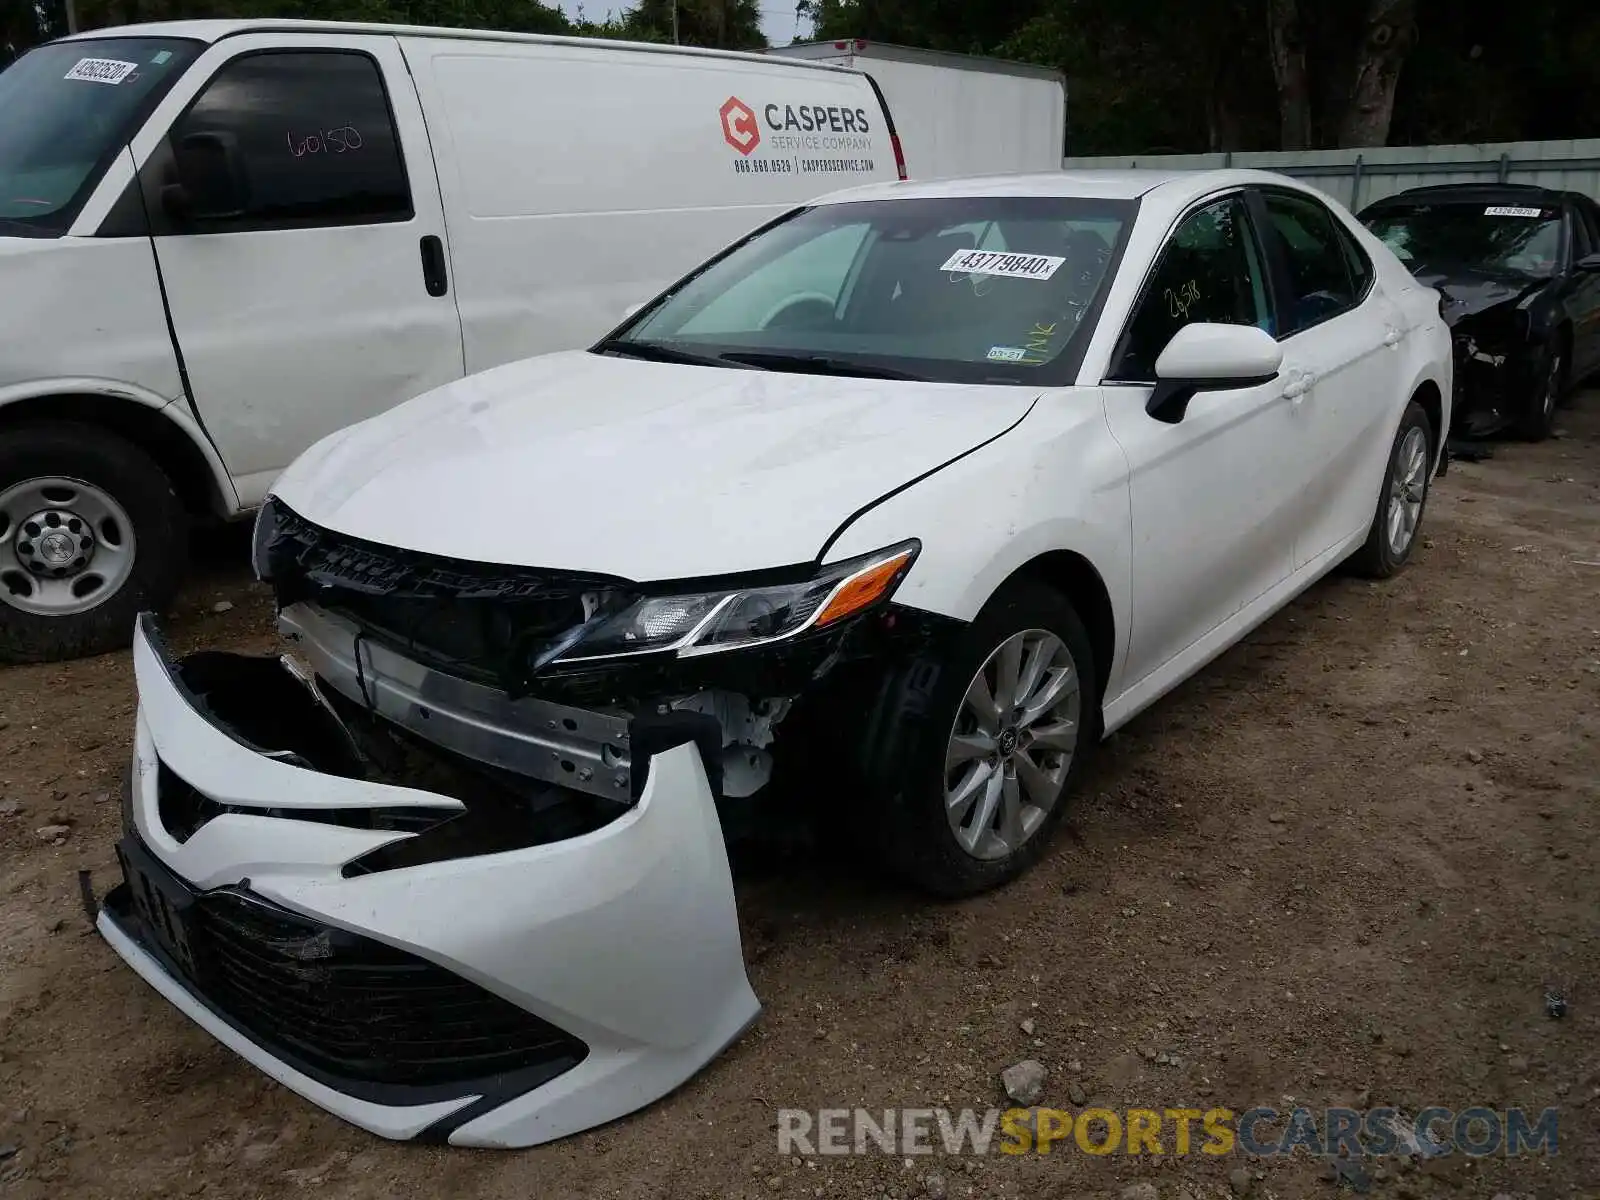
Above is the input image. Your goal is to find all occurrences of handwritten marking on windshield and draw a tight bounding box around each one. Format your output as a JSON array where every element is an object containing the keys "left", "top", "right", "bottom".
[{"left": 287, "top": 126, "right": 364, "bottom": 157}]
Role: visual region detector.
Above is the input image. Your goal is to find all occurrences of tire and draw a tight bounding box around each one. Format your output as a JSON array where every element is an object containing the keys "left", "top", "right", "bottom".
[
  {"left": 0, "top": 422, "right": 187, "bottom": 664},
  {"left": 867, "top": 579, "right": 1098, "bottom": 898},
  {"left": 1514, "top": 338, "right": 1565, "bottom": 441},
  {"left": 1347, "top": 400, "right": 1434, "bottom": 580}
]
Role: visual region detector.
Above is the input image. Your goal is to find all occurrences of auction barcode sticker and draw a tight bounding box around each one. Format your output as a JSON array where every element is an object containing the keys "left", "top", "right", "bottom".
[
  {"left": 941, "top": 249, "right": 1065, "bottom": 281},
  {"left": 1484, "top": 206, "right": 1544, "bottom": 218},
  {"left": 64, "top": 58, "right": 139, "bottom": 84}
]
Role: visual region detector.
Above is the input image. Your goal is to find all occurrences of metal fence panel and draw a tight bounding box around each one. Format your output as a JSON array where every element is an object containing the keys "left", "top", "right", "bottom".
[{"left": 1063, "top": 139, "right": 1600, "bottom": 212}]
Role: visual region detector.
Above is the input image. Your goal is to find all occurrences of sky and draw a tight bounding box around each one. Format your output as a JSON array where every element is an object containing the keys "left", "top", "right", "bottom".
[{"left": 554, "top": 2, "right": 816, "bottom": 46}]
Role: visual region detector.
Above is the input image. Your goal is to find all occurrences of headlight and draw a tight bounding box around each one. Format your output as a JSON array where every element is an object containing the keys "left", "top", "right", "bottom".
[{"left": 557, "top": 540, "right": 919, "bottom": 663}]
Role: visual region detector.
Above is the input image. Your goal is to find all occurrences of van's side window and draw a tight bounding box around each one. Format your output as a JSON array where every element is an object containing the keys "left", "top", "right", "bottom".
[{"left": 164, "top": 51, "right": 411, "bottom": 231}]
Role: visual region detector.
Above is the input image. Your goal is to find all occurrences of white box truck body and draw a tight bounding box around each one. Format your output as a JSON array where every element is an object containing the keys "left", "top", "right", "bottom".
[{"left": 766, "top": 39, "right": 1066, "bottom": 182}]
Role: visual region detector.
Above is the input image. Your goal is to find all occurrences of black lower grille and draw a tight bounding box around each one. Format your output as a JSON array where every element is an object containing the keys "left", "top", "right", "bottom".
[
  {"left": 259, "top": 498, "right": 635, "bottom": 687},
  {"left": 114, "top": 840, "right": 587, "bottom": 1092}
]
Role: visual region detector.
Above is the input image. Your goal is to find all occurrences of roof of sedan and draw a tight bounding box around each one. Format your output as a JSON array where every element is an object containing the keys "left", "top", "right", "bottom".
[
  {"left": 811, "top": 168, "right": 1308, "bottom": 206},
  {"left": 1359, "top": 182, "right": 1568, "bottom": 211}
]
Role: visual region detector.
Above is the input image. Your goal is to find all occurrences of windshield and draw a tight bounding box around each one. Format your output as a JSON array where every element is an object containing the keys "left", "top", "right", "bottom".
[
  {"left": 0, "top": 37, "right": 200, "bottom": 235},
  {"left": 605, "top": 195, "right": 1137, "bottom": 385},
  {"left": 1363, "top": 201, "right": 1563, "bottom": 278}
]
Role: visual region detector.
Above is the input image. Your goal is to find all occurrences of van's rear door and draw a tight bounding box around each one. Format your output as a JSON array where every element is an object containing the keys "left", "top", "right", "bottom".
[{"left": 122, "top": 32, "right": 465, "bottom": 505}]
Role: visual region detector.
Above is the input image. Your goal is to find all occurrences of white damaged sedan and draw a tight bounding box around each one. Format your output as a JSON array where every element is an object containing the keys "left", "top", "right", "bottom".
[{"left": 99, "top": 169, "right": 1451, "bottom": 1147}]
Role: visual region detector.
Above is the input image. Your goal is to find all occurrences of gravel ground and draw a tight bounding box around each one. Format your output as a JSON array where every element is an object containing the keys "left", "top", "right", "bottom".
[{"left": 1, "top": 396, "right": 1597, "bottom": 1200}]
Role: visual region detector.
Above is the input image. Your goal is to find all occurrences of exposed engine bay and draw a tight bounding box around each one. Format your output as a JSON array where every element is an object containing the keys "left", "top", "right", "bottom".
[
  {"left": 252, "top": 498, "right": 816, "bottom": 813},
  {"left": 246, "top": 498, "right": 953, "bottom": 843}
]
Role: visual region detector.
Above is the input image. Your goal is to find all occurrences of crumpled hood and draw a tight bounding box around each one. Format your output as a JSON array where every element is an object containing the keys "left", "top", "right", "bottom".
[
  {"left": 1410, "top": 264, "right": 1544, "bottom": 326},
  {"left": 271, "top": 350, "right": 1036, "bottom": 581}
]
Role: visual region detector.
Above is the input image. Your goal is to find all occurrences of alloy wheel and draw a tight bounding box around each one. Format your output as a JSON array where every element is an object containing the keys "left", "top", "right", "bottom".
[
  {"left": 1385, "top": 426, "right": 1430, "bottom": 558},
  {"left": 944, "top": 628, "right": 1081, "bottom": 861}
]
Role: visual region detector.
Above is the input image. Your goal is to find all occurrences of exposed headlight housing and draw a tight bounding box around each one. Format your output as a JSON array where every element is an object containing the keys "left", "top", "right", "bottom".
[
  {"left": 557, "top": 541, "right": 920, "bottom": 663},
  {"left": 250, "top": 498, "right": 277, "bottom": 581}
]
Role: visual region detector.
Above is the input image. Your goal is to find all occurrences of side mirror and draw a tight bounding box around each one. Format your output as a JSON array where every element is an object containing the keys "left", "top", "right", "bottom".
[
  {"left": 1147, "top": 323, "right": 1283, "bottom": 423},
  {"left": 168, "top": 130, "right": 250, "bottom": 223},
  {"left": 1575, "top": 252, "right": 1600, "bottom": 273}
]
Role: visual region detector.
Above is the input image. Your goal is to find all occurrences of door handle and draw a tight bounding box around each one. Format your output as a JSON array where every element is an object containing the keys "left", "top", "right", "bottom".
[
  {"left": 419, "top": 235, "right": 448, "bottom": 298},
  {"left": 1383, "top": 327, "right": 1403, "bottom": 348}
]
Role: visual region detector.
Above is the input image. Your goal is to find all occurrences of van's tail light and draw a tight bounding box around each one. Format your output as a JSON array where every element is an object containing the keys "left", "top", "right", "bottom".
[{"left": 892, "top": 134, "right": 907, "bottom": 180}]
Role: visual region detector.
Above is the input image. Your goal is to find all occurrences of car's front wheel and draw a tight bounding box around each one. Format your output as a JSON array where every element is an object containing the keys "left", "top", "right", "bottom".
[
  {"left": 1514, "top": 340, "right": 1565, "bottom": 441},
  {"left": 873, "top": 580, "right": 1097, "bottom": 897}
]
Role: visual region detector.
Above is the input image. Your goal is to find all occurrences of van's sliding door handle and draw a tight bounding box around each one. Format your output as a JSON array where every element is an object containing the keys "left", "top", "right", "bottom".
[{"left": 419, "top": 235, "right": 448, "bottom": 297}]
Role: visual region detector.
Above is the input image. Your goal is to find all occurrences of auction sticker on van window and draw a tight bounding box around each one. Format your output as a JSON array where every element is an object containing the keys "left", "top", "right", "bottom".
[
  {"left": 64, "top": 58, "right": 139, "bottom": 84},
  {"left": 1484, "top": 206, "right": 1545, "bottom": 218},
  {"left": 986, "top": 346, "right": 1029, "bottom": 362},
  {"left": 941, "top": 249, "right": 1065, "bottom": 281}
]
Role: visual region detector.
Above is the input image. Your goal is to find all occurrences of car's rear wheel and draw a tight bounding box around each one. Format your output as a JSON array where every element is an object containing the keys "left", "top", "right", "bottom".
[
  {"left": 873, "top": 580, "right": 1097, "bottom": 897},
  {"left": 1348, "top": 400, "right": 1433, "bottom": 580}
]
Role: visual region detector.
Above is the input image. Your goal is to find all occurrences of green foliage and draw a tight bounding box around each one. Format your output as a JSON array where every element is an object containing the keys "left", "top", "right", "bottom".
[{"left": 805, "top": 0, "right": 1600, "bottom": 153}]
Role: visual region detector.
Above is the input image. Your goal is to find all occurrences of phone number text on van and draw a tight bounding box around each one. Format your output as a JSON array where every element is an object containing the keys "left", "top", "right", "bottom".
[{"left": 733, "top": 157, "right": 796, "bottom": 175}]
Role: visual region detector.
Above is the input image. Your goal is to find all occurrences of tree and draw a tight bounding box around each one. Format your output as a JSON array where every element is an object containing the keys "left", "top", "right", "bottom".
[
  {"left": 587, "top": 0, "right": 766, "bottom": 48},
  {"left": 804, "top": 0, "right": 1439, "bottom": 151}
]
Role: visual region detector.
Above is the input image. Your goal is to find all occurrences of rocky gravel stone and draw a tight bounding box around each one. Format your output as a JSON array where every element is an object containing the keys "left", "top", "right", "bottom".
[{"left": 1000, "top": 1060, "right": 1047, "bottom": 1106}]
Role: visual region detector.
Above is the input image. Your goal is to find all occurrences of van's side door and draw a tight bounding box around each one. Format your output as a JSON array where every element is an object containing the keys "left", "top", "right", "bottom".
[{"left": 128, "top": 33, "right": 464, "bottom": 506}]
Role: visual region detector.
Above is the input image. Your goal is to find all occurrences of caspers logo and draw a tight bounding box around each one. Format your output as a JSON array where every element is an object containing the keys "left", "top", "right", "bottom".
[{"left": 720, "top": 96, "right": 761, "bottom": 155}]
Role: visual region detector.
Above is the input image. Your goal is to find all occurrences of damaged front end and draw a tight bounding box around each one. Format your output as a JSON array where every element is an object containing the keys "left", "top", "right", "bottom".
[{"left": 100, "top": 501, "right": 950, "bottom": 1147}]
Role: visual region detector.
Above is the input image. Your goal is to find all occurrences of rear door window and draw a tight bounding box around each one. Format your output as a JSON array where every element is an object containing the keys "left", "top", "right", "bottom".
[{"left": 1260, "top": 191, "right": 1359, "bottom": 335}]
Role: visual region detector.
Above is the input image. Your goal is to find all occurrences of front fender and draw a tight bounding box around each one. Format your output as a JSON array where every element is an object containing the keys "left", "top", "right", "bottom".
[
  {"left": 0, "top": 378, "right": 240, "bottom": 515},
  {"left": 822, "top": 391, "right": 1133, "bottom": 698}
]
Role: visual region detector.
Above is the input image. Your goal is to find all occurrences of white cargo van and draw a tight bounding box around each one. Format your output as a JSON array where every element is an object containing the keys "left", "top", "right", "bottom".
[
  {"left": 0, "top": 20, "right": 904, "bottom": 662},
  {"left": 766, "top": 39, "right": 1066, "bottom": 182}
]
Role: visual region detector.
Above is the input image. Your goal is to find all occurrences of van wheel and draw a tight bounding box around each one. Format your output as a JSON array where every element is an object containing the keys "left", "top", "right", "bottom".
[
  {"left": 869, "top": 580, "right": 1098, "bottom": 898},
  {"left": 0, "top": 423, "right": 187, "bottom": 664}
]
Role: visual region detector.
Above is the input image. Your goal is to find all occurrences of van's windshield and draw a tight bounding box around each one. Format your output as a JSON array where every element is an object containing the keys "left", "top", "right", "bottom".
[
  {"left": 0, "top": 38, "right": 200, "bottom": 235},
  {"left": 600, "top": 195, "right": 1136, "bottom": 386}
]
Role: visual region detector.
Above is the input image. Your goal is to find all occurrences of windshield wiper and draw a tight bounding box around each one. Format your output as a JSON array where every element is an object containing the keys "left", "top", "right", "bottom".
[
  {"left": 593, "top": 339, "right": 736, "bottom": 369},
  {"left": 715, "top": 351, "right": 927, "bottom": 381}
]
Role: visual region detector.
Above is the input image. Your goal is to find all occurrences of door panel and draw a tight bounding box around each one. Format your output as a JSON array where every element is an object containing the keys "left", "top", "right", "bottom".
[
  {"left": 1103, "top": 379, "right": 1299, "bottom": 691},
  {"left": 1281, "top": 297, "right": 1403, "bottom": 567},
  {"left": 1255, "top": 189, "right": 1404, "bottom": 568},
  {"left": 1102, "top": 194, "right": 1298, "bottom": 690},
  {"left": 137, "top": 34, "right": 465, "bottom": 500}
]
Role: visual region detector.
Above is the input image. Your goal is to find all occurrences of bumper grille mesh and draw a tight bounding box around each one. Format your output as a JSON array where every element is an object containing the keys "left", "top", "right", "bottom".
[{"left": 127, "top": 870, "right": 587, "bottom": 1090}]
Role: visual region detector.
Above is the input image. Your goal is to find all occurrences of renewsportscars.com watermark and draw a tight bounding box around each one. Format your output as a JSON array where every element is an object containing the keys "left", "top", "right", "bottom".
[{"left": 777, "top": 1106, "right": 1560, "bottom": 1158}]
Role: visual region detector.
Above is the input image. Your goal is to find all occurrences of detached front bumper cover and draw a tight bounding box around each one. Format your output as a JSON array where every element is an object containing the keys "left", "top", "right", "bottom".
[{"left": 98, "top": 614, "right": 760, "bottom": 1148}]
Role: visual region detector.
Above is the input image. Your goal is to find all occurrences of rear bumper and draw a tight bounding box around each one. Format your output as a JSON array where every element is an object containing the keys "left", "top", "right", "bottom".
[{"left": 99, "top": 614, "right": 760, "bottom": 1148}]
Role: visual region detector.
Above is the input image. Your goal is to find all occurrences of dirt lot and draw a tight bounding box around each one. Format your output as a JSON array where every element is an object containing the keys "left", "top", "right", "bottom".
[{"left": 1, "top": 398, "right": 1597, "bottom": 1200}]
